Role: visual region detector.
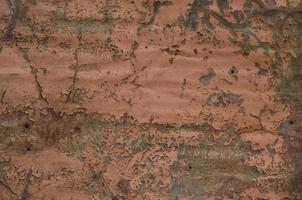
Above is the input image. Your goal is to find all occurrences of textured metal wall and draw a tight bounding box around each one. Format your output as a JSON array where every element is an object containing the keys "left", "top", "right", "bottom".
[{"left": 0, "top": 0, "right": 301, "bottom": 199}]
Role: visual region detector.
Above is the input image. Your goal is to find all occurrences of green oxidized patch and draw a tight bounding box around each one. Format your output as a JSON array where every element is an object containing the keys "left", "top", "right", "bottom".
[
  {"left": 53, "top": 9, "right": 110, "bottom": 34},
  {"left": 199, "top": 68, "right": 215, "bottom": 86},
  {"left": 169, "top": 124, "right": 262, "bottom": 199},
  {"left": 206, "top": 92, "right": 243, "bottom": 107},
  {"left": 217, "top": 0, "right": 229, "bottom": 14},
  {"left": 255, "top": 62, "right": 268, "bottom": 76},
  {"left": 185, "top": 0, "right": 214, "bottom": 30}
]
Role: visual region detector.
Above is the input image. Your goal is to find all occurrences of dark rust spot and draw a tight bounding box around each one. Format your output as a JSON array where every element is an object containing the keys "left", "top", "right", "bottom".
[
  {"left": 74, "top": 126, "right": 81, "bottom": 133},
  {"left": 23, "top": 122, "right": 31, "bottom": 130}
]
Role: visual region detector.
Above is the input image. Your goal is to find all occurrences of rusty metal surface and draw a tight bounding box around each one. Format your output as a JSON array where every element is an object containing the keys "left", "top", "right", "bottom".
[{"left": 0, "top": 0, "right": 301, "bottom": 199}]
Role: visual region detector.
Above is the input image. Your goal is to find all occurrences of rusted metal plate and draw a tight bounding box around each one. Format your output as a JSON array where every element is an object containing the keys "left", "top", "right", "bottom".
[{"left": 0, "top": 0, "right": 301, "bottom": 199}]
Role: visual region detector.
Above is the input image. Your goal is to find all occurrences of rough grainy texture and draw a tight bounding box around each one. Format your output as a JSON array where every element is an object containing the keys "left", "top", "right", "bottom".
[{"left": 0, "top": 0, "right": 301, "bottom": 199}]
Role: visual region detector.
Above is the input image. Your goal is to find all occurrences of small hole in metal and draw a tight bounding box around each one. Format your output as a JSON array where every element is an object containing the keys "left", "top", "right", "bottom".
[
  {"left": 74, "top": 126, "right": 81, "bottom": 133},
  {"left": 23, "top": 122, "right": 31, "bottom": 129}
]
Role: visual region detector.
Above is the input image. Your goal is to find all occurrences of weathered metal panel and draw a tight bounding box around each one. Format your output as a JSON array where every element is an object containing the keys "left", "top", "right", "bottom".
[{"left": 0, "top": 0, "right": 301, "bottom": 199}]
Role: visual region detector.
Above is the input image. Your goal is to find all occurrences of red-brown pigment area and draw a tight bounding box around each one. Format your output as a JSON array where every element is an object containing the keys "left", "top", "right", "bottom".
[{"left": 0, "top": 0, "right": 301, "bottom": 199}]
